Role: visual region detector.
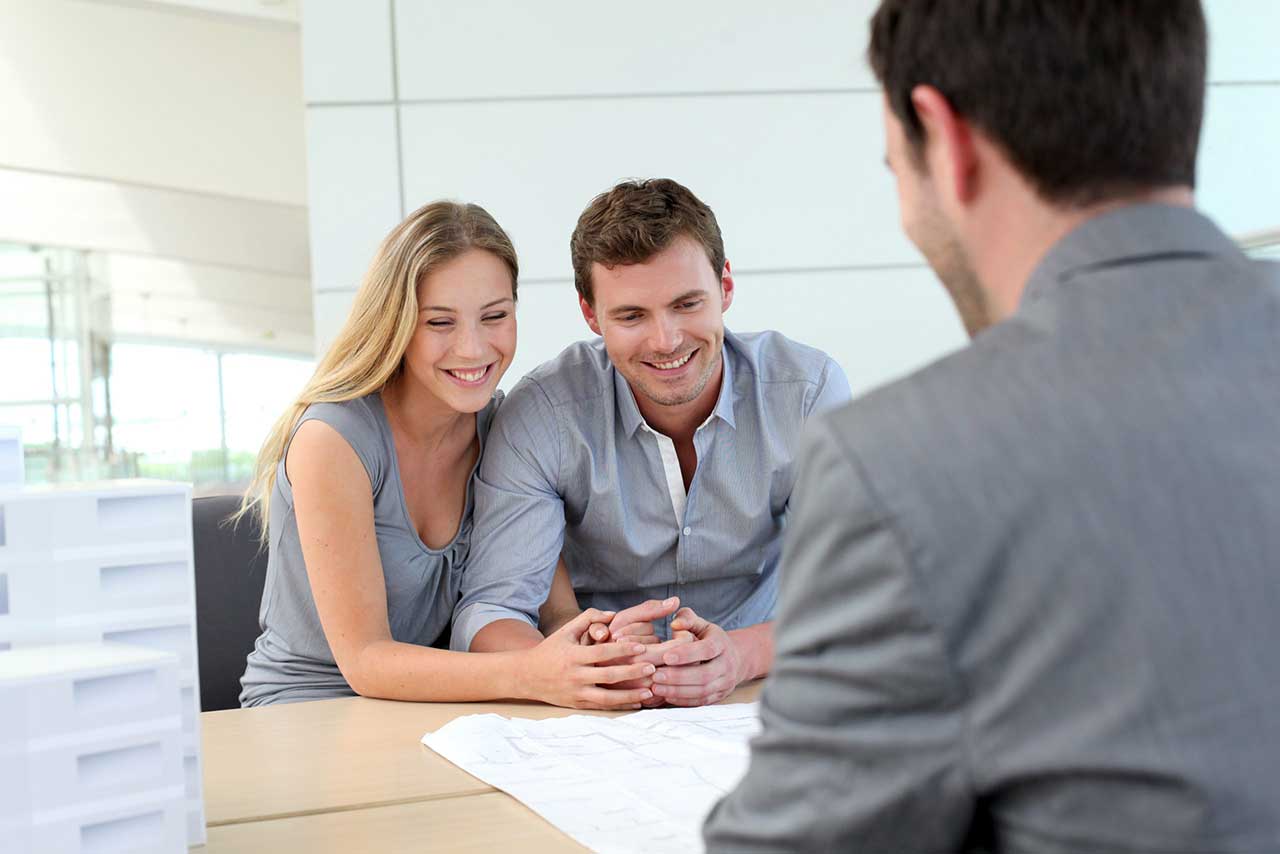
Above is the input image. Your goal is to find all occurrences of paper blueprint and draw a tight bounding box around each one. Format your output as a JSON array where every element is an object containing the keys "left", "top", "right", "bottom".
[{"left": 421, "top": 702, "right": 761, "bottom": 853}]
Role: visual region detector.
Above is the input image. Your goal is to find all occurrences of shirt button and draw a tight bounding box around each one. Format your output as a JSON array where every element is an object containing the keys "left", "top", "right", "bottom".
[{"left": 682, "top": 527, "right": 692, "bottom": 536}]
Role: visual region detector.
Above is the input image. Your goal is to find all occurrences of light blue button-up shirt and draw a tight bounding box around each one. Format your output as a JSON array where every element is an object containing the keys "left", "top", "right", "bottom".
[{"left": 451, "top": 329, "right": 852, "bottom": 650}]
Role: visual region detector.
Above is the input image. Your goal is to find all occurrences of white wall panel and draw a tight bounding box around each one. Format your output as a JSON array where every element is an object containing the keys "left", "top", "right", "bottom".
[
  {"left": 304, "top": 106, "right": 403, "bottom": 293},
  {"left": 393, "top": 0, "right": 877, "bottom": 100},
  {"left": 1204, "top": 0, "right": 1280, "bottom": 82},
  {"left": 499, "top": 281, "right": 594, "bottom": 391},
  {"left": 301, "top": 0, "right": 395, "bottom": 102},
  {"left": 312, "top": 289, "right": 359, "bottom": 356},
  {"left": 394, "top": 1, "right": 1270, "bottom": 96},
  {"left": 0, "top": 169, "right": 309, "bottom": 277},
  {"left": 400, "top": 93, "right": 918, "bottom": 281},
  {"left": 1199, "top": 85, "right": 1280, "bottom": 237},
  {"left": 731, "top": 267, "right": 966, "bottom": 396},
  {"left": 0, "top": 0, "right": 305, "bottom": 206}
]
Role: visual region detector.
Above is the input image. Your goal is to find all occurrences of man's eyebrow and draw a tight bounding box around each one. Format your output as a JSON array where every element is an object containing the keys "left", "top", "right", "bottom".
[
  {"left": 668, "top": 289, "right": 707, "bottom": 306},
  {"left": 607, "top": 289, "right": 709, "bottom": 316},
  {"left": 608, "top": 304, "right": 646, "bottom": 317}
]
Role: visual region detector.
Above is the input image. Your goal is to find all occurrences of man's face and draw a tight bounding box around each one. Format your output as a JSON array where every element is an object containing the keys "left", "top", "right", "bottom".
[
  {"left": 883, "top": 99, "right": 990, "bottom": 337},
  {"left": 580, "top": 236, "right": 732, "bottom": 410}
]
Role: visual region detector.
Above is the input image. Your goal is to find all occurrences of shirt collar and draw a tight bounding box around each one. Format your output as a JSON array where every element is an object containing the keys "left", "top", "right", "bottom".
[
  {"left": 614, "top": 333, "right": 739, "bottom": 438},
  {"left": 1019, "top": 204, "right": 1242, "bottom": 311}
]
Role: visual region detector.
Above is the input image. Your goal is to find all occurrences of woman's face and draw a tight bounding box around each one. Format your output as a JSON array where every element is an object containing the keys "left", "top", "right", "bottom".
[{"left": 402, "top": 248, "right": 516, "bottom": 413}]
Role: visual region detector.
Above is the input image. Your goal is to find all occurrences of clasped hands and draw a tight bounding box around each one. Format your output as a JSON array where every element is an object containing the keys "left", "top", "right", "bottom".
[{"left": 581, "top": 597, "right": 745, "bottom": 708}]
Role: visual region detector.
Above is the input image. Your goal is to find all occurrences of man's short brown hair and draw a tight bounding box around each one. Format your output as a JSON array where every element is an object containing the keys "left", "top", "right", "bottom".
[
  {"left": 868, "top": 0, "right": 1206, "bottom": 207},
  {"left": 570, "top": 178, "right": 726, "bottom": 305}
]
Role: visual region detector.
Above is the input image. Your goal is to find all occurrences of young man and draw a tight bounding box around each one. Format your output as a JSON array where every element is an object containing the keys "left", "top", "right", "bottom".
[
  {"left": 706, "top": 1, "right": 1280, "bottom": 851},
  {"left": 452, "top": 179, "right": 850, "bottom": 707}
]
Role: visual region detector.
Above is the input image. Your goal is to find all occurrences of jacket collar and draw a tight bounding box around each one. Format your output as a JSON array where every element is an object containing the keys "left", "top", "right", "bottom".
[{"left": 1019, "top": 204, "right": 1242, "bottom": 310}]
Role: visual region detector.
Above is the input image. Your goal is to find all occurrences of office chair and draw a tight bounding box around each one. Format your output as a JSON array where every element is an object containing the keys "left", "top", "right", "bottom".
[{"left": 192, "top": 494, "right": 267, "bottom": 711}]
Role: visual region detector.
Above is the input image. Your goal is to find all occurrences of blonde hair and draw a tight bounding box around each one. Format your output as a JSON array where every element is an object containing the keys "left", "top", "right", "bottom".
[{"left": 236, "top": 200, "right": 518, "bottom": 541}]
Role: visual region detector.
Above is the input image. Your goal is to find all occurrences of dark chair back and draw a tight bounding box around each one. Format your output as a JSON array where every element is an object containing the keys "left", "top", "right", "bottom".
[{"left": 192, "top": 494, "right": 267, "bottom": 711}]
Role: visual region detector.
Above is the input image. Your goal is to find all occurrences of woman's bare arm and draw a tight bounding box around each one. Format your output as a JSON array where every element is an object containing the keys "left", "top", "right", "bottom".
[{"left": 286, "top": 419, "right": 653, "bottom": 708}]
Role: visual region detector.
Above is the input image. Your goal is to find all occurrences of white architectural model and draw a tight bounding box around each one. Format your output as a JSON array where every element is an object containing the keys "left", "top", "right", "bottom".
[
  {"left": 0, "top": 643, "right": 186, "bottom": 853},
  {"left": 0, "top": 426, "right": 22, "bottom": 486},
  {"left": 0, "top": 481, "right": 206, "bottom": 845}
]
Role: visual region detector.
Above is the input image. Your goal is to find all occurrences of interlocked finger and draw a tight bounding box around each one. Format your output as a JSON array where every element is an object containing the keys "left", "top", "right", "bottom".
[
  {"left": 653, "top": 662, "right": 717, "bottom": 686},
  {"left": 661, "top": 635, "right": 724, "bottom": 667},
  {"left": 616, "top": 622, "right": 660, "bottom": 644},
  {"left": 664, "top": 690, "right": 732, "bottom": 707},
  {"left": 558, "top": 608, "right": 616, "bottom": 642},
  {"left": 581, "top": 622, "right": 612, "bottom": 645},
  {"left": 627, "top": 636, "right": 694, "bottom": 667},
  {"left": 578, "top": 686, "right": 654, "bottom": 709},
  {"left": 577, "top": 640, "right": 646, "bottom": 664},
  {"left": 589, "top": 662, "right": 657, "bottom": 686}
]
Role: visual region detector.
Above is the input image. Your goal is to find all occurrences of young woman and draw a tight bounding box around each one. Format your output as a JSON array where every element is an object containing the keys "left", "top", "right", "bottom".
[{"left": 236, "top": 201, "right": 655, "bottom": 708}]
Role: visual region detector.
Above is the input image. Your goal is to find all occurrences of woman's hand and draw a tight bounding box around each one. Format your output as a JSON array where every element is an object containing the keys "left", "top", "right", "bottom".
[{"left": 518, "top": 609, "right": 657, "bottom": 710}]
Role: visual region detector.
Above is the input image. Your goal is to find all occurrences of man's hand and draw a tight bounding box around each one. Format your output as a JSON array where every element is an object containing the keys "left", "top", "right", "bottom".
[
  {"left": 579, "top": 596, "right": 682, "bottom": 646},
  {"left": 576, "top": 597, "right": 688, "bottom": 707},
  {"left": 651, "top": 607, "right": 746, "bottom": 706}
]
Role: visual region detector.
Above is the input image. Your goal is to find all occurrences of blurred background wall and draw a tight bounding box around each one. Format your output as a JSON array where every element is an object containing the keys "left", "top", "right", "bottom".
[
  {"left": 301, "top": 0, "right": 1280, "bottom": 389},
  {"left": 1, "top": 0, "right": 1276, "bottom": 493},
  {"left": 0, "top": 0, "right": 312, "bottom": 488}
]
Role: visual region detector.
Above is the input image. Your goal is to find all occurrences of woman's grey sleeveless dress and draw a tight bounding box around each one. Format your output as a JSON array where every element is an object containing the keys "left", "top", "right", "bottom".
[{"left": 239, "top": 391, "right": 501, "bottom": 706}]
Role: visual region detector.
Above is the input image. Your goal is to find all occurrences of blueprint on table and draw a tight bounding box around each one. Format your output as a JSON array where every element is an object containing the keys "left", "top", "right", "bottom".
[{"left": 421, "top": 702, "right": 761, "bottom": 853}]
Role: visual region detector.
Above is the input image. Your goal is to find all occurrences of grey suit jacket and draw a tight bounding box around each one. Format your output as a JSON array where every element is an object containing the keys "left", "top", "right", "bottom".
[{"left": 705, "top": 205, "right": 1280, "bottom": 854}]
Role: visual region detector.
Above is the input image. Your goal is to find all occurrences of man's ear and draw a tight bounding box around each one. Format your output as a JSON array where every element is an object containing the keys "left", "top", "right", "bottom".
[
  {"left": 910, "top": 84, "right": 979, "bottom": 205},
  {"left": 579, "top": 292, "right": 603, "bottom": 336},
  {"left": 720, "top": 260, "right": 735, "bottom": 314}
]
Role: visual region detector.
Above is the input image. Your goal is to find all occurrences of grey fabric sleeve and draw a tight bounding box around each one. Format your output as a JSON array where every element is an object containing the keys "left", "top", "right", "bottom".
[
  {"left": 451, "top": 378, "right": 566, "bottom": 650},
  {"left": 703, "top": 414, "right": 975, "bottom": 852}
]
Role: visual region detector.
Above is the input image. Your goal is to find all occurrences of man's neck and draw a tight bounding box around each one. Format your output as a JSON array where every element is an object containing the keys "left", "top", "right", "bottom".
[
  {"left": 635, "top": 356, "right": 724, "bottom": 444},
  {"left": 972, "top": 186, "right": 1195, "bottom": 324}
]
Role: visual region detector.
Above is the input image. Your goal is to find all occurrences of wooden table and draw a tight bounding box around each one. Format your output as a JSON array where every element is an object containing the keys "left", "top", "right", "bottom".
[{"left": 199, "top": 681, "right": 762, "bottom": 851}]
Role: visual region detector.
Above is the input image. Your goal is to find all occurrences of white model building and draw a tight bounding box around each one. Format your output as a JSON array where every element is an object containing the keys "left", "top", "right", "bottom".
[
  {"left": 0, "top": 481, "right": 206, "bottom": 845},
  {"left": 0, "top": 642, "right": 186, "bottom": 853},
  {"left": 0, "top": 426, "right": 22, "bottom": 486}
]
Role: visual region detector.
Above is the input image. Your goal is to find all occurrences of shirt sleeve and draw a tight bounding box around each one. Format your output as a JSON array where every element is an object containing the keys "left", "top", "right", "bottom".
[
  {"left": 805, "top": 356, "right": 853, "bottom": 420},
  {"left": 451, "top": 378, "right": 566, "bottom": 651},
  {"left": 703, "top": 413, "right": 975, "bottom": 851}
]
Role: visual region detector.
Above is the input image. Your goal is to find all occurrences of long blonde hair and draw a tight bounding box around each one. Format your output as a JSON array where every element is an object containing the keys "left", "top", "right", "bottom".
[{"left": 236, "top": 200, "right": 518, "bottom": 540}]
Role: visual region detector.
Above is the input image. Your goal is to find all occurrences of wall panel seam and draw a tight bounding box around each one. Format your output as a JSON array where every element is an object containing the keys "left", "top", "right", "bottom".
[
  {"left": 388, "top": 0, "right": 406, "bottom": 219},
  {"left": 304, "top": 78, "right": 1274, "bottom": 109},
  {"left": 313, "top": 263, "right": 932, "bottom": 294},
  {"left": 0, "top": 164, "right": 307, "bottom": 210}
]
